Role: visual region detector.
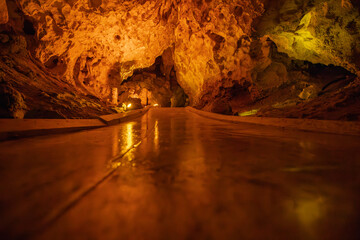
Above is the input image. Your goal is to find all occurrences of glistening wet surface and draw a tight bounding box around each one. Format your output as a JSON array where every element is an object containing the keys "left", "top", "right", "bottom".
[{"left": 0, "top": 108, "right": 359, "bottom": 240}]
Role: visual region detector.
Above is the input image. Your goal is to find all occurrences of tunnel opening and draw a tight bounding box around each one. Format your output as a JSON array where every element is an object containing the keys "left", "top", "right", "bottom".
[{"left": 117, "top": 50, "right": 188, "bottom": 109}]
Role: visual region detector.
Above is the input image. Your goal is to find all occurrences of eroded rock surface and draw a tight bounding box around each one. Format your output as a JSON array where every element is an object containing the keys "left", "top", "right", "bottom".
[
  {"left": 257, "top": 0, "right": 360, "bottom": 74},
  {"left": 0, "top": 0, "right": 359, "bottom": 119},
  {"left": 0, "top": 30, "right": 116, "bottom": 119},
  {"left": 16, "top": 0, "right": 177, "bottom": 99}
]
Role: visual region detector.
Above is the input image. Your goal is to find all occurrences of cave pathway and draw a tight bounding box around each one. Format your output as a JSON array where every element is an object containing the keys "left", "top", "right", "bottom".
[{"left": 0, "top": 108, "right": 360, "bottom": 240}]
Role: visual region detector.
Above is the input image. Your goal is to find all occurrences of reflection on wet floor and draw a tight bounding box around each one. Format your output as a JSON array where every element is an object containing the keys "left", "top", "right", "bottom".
[
  {"left": 0, "top": 108, "right": 359, "bottom": 240},
  {"left": 154, "top": 120, "right": 159, "bottom": 152}
]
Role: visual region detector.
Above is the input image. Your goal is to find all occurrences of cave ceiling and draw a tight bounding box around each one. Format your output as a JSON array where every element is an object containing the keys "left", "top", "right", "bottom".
[{"left": 1, "top": 0, "right": 360, "bottom": 118}]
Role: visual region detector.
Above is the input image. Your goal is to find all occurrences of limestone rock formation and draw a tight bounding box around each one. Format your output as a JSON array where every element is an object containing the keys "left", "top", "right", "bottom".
[
  {"left": 257, "top": 0, "right": 360, "bottom": 74},
  {"left": 0, "top": 83, "right": 27, "bottom": 118},
  {"left": 0, "top": 29, "right": 116, "bottom": 118},
  {"left": 15, "top": 0, "right": 177, "bottom": 99},
  {"left": 174, "top": 0, "right": 264, "bottom": 105},
  {"left": 0, "top": 0, "right": 359, "bottom": 120}
]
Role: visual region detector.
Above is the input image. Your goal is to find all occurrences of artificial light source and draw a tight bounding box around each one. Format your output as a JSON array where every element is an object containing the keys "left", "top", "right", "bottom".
[
  {"left": 153, "top": 104, "right": 159, "bottom": 107},
  {"left": 127, "top": 103, "right": 132, "bottom": 108}
]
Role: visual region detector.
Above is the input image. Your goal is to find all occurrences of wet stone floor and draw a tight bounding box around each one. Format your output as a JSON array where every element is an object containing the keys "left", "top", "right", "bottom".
[{"left": 0, "top": 108, "right": 360, "bottom": 240}]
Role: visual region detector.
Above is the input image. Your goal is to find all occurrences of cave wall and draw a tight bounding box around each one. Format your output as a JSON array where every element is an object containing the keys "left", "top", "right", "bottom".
[
  {"left": 7, "top": 0, "right": 265, "bottom": 105},
  {"left": 15, "top": 0, "right": 177, "bottom": 99},
  {"left": 256, "top": 0, "right": 360, "bottom": 75},
  {"left": 0, "top": 0, "right": 118, "bottom": 118},
  {"left": 173, "top": 0, "right": 264, "bottom": 105},
  {"left": 0, "top": 33, "right": 116, "bottom": 119},
  {"left": 1, "top": 0, "right": 359, "bottom": 119}
]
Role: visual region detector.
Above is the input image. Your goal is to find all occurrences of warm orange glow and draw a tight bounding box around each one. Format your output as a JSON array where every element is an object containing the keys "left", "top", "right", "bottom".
[
  {"left": 154, "top": 120, "right": 159, "bottom": 151},
  {"left": 153, "top": 104, "right": 159, "bottom": 107},
  {"left": 127, "top": 103, "right": 132, "bottom": 108}
]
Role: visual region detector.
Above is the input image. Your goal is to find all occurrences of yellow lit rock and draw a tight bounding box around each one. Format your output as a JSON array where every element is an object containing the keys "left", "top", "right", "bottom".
[{"left": 260, "top": 0, "right": 360, "bottom": 74}]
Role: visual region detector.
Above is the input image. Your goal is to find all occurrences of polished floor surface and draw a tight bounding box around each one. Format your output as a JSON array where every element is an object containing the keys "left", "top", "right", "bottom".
[{"left": 0, "top": 108, "right": 360, "bottom": 240}]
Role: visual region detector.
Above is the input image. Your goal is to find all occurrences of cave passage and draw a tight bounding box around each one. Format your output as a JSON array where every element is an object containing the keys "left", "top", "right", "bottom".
[
  {"left": 0, "top": 108, "right": 359, "bottom": 239},
  {"left": 1, "top": 0, "right": 360, "bottom": 239}
]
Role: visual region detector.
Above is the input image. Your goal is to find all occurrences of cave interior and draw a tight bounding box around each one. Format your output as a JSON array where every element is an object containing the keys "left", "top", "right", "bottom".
[
  {"left": 1, "top": 1, "right": 360, "bottom": 239},
  {"left": 0, "top": 0, "right": 359, "bottom": 119}
]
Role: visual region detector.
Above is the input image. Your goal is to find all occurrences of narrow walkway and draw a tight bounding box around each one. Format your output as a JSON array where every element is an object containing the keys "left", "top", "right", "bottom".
[{"left": 0, "top": 108, "right": 359, "bottom": 240}]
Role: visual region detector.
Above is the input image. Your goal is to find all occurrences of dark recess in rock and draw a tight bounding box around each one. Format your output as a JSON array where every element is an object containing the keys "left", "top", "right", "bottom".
[
  {"left": 44, "top": 56, "right": 59, "bottom": 69},
  {"left": 23, "top": 19, "right": 36, "bottom": 35}
]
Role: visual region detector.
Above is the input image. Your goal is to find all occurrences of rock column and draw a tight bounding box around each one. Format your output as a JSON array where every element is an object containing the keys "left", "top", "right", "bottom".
[
  {"left": 111, "top": 88, "right": 118, "bottom": 105},
  {"left": 0, "top": 0, "right": 8, "bottom": 24}
]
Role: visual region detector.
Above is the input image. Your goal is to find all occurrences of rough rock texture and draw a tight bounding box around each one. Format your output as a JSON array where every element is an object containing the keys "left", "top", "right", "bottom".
[
  {"left": 256, "top": 0, "right": 360, "bottom": 75},
  {"left": 118, "top": 47, "right": 187, "bottom": 108},
  {"left": 0, "top": 0, "right": 359, "bottom": 119},
  {"left": 0, "top": 30, "right": 116, "bottom": 118},
  {"left": 174, "top": 0, "right": 264, "bottom": 105},
  {"left": 16, "top": 0, "right": 177, "bottom": 99},
  {"left": 0, "top": 83, "right": 27, "bottom": 118},
  {"left": 10, "top": 0, "right": 264, "bottom": 105},
  {"left": 254, "top": 77, "right": 360, "bottom": 121},
  {"left": 241, "top": 0, "right": 360, "bottom": 120}
]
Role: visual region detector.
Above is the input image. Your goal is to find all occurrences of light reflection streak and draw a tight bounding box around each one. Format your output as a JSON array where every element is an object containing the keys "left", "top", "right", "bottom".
[
  {"left": 126, "top": 122, "right": 135, "bottom": 162},
  {"left": 112, "top": 128, "right": 119, "bottom": 158},
  {"left": 285, "top": 192, "right": 326, "bottom": 238},
  {"left": 291, "top": 195, "right": 326, "bottom": 238},
  {"left": 154, "top": 120, "right": 159, "bottom": 152},
  {"left": 108, "top": 122, "right": 136, "bottom": 169},
  {"left": 295, "top": 197, "right": 324, "bottom": 227},
  {"left": 108, "top": 118, "right": 158, "bottom": 170},
  {"left": 127, "top": 123, "right": 133, "bottom": 147}
]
